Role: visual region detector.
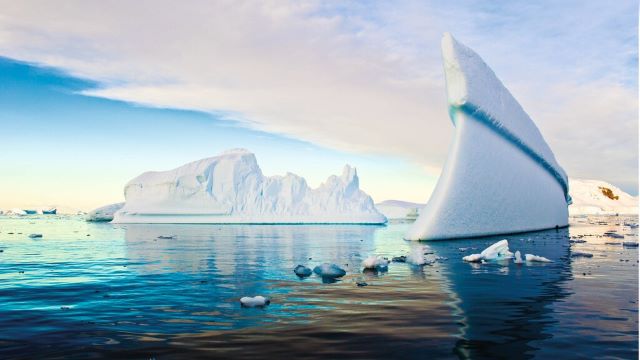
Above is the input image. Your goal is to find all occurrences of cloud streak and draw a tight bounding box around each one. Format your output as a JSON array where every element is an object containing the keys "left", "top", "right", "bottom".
[{"left": 0, "top": 0, "right": 636, "bottom": 192}]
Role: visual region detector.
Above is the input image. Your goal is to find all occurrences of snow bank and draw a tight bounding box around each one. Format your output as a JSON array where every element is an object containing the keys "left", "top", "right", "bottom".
[
  {"left": 405, "top": 33, "right": 568, "bottom": 240},
  {"left": 569, "top": 179, "right": 638, "bottom": 215},
  {"left": 87, "top": 202, "right": 125, "bottom": 222},
  {"left": 112, "top": 149, "right": 386, "bottom": 224}
]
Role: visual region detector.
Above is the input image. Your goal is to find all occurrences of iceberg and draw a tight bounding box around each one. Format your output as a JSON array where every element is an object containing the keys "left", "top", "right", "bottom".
[
  {"left": 112, "top": 149, "right": 386, "bottom": 224},
  {"left": 405, "top": 33, "right": 569, "bottom": 240},
  {"left": 87, "top": 202, "right": 125, "bottom": 222}
]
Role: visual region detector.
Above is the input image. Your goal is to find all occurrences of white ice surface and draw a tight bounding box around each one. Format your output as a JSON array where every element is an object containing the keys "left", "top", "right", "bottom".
[
  {"left": 112, "top": 149, "right": 386, "bottom": 224},
  {"left": 405, "top": 33, "right": 568, "bottom": 240}
]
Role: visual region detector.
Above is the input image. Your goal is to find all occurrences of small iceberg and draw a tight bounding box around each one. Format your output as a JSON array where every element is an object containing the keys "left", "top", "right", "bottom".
[
  {"left": 240, "top": 296, "right": 270, "bottom": 308},
  {"left": 525, "top": 254, "right": 552, "bottom": 263},
  {"left": 313, "top": 263, "right": 346, "bottom": 278},
  {"left": 293, "top": 265, "right": 312, "bottom": 277},
  {"left": 362, "top": 256, "right": 389, "bottom": 270},
  {"left": 463, "top": 240, "right": 514, "bottom": 262}
]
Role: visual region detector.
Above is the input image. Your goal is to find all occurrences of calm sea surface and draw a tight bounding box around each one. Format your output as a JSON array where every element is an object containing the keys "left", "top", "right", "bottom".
[{"left": 0, "top": 215, "right": 637, "bottom": 359}]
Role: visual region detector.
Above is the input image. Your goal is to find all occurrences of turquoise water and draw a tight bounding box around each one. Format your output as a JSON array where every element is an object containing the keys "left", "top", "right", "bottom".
[{"left": 0, "top": 215, "right": 637, "bottom": 359}]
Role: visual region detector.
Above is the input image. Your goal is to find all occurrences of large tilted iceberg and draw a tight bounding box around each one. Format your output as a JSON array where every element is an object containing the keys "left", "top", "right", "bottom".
[
  {"left": 405, "top": 33, "right": 570, "bottom": 240},
  {"left": 112, "top": 149, "right": 386, "bottom": 224}
]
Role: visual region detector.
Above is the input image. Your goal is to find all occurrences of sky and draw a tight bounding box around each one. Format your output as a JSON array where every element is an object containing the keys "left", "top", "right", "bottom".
[{"left": 0, "top": 0, "right": 637, "bottom": 210}]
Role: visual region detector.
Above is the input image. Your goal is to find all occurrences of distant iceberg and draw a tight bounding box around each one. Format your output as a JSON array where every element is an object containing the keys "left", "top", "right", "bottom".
[
  {"left": 112, "top": 149, "right": 386, "bottom": 224},
  {"left": 405, "top": 33, "right": 569, "bottom": 240},
  {"left": 375, "top": 200, "right": 424, "bottom": 220},
  {"left": 87, "top": 202, "right": 125, "bottom": 222}
]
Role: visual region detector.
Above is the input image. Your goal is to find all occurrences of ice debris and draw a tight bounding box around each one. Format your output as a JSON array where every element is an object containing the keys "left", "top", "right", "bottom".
[
  {"left": 240, "top": 296, "right": 270, "bottom": 308},
  {"left": 293, "top": 265, "right": 312, "bottom": 277},
  {"left": 525, "top": 254, "right": 552, "bottom": 263},
  {"left": 513, "top": 251, "right": 524, "bottom": 264},
  {"left": 313, "top": 263, "right": 346, "bottom": 278},
  {"left": 463, "top": 240, "right": 513, "bottom": 262},
  {"left": 362, "top": 256, "right": 389, "bottom": 269}
]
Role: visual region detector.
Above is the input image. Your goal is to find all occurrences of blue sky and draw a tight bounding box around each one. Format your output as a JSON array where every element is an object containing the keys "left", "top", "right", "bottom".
[
  {"left": 0, "top": 57, "right": 434, "bottom": 209},
  {"left": 0, "top": 1, "right": 637, "bottom": 210}
]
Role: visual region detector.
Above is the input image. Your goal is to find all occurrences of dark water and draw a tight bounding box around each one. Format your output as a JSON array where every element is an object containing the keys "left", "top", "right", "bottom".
[{"left": 0, "top": 215, "right": 637, "bottom": 359}]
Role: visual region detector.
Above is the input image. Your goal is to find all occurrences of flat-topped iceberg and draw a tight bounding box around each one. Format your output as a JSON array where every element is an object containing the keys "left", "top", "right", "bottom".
[
  {"left": 405, "top": 33, "right": 569, "bottom": 240},
  {"left": 112, "top": 149, "right": 386, "bottom": 224}
]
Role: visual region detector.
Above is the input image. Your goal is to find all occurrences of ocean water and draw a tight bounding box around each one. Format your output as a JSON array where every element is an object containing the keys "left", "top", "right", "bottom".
[{"left": 0, "top": 215, "right": 637, "bottom": 359}]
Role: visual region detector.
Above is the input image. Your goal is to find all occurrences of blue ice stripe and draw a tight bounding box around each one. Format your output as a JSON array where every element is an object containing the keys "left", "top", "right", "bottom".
[{"left": 450, "top": 103, "right": 570, "bottom": 203}]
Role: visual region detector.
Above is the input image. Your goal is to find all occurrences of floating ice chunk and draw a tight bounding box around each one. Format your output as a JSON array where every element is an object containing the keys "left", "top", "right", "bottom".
[
  {"left": 28, "top": 233, "right": 43, "bottom": 238},
  {"left": 462, "top": 240, "right": 513, "bottom": 262},
  {"left": 313, "top": 263, "right": 346, "bottom": 278},
  {"left": 362, "top": 256, "right": 389, "bottom": 269},
  {"left": 525, "top": 254, "right": 552, "bottom": 263},
  {"left": 463, "top": 253, "right": 484, "bottom": 263},
  {"left": 480, "top": 240, "right": 513, "bottom": 260},
  {"left": 513, "top": 251, "right": 524, "bottom": 264},
  {"left": 240, "top": 296, "right": 270, "bottom": 307},
  {"left": 293, "top": 265, "right": 312, "bottom": 277}
]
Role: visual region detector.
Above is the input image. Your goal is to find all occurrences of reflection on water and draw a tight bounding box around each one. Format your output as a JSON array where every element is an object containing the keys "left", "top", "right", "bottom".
[{"left": 0, "top": 215, "right": 637, "bottom": 359}]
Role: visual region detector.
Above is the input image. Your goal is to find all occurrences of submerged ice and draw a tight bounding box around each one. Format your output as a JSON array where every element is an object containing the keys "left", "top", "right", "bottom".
[{"left": 112, "top": 149, "right": 386, "bottom": 224}]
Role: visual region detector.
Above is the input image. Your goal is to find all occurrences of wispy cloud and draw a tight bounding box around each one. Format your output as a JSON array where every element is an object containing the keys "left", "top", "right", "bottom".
[{"left": 0, "top": 0, "right": 636, "bottom": 191}]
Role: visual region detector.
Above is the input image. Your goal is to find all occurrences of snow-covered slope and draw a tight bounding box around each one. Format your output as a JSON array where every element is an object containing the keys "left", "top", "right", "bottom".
[
  {"left": 569, "top": 179, "right": 638, "bottom": 215},
  {"left": 405, "top": 33, "right": 569, "bottom": 240},
  {"left": 112, "top": 149, "right": 386, "bottom": 224},
  {"left": 87, "top": 202, "right": 125, "bottom": 222},
  {"left": 375, "top": 200, "right": 424, "bottom": 220}
]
